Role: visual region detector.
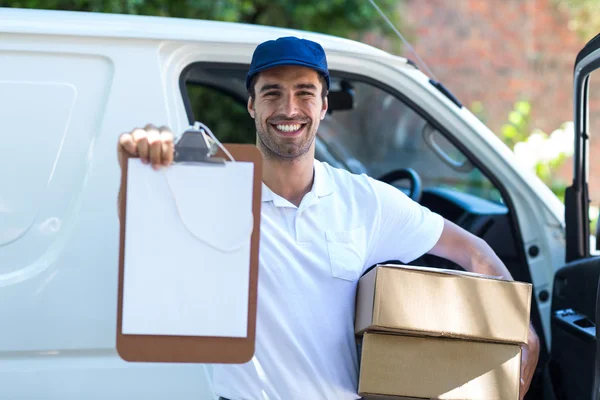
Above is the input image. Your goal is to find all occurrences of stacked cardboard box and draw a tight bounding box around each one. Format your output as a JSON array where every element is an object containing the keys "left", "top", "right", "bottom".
[{"left": 354, "top": 264, "right": 533, "bottom": 400}]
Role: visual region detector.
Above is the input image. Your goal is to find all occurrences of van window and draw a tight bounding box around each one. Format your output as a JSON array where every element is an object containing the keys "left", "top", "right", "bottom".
[
  {"left": 318, "top": 80, "right": 503, "bottom": 204},
  {"left": 185, "top": 85, "right": 255, "bottom": 144},
  {"left": 184, "top": 66, "right": 503, "bottom": 205}
]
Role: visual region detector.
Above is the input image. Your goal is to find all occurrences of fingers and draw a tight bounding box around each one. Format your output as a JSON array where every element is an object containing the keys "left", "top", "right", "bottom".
[
  {"left": 519, "top": 345, "right": 532, "bottom": 400},
  {"left": 519, "top": 354, "right": 534, "bottom": 399},
  {"left": 518, "top": 327, "right": 539, "bottom": 400},
  {"left": 146, "top": 126, "right": 162, "bottom": 169},
  {"left": 119, "top": 124, "right": 175, "bottom": 169},
  {"left": 159, "top": 127, "right": 174, "bottom": 166},
  {"left": 119, "top": 133, "right": 138, "bottom": 156},
  {"left": 132, "top": 127, "right": 150, "bottom": 164}
]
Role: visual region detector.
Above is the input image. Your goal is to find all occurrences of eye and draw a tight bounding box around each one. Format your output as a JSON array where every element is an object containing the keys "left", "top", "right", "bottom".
[
  {"left": 264, "top": 91, "right": 280, "bottom": 97},
  {"left": 299, "top": 91, "right": 315, "bottom": 96}
]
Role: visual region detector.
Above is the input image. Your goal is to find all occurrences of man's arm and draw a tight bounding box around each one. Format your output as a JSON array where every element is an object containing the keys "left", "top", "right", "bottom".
[
  {"left": 428, "top": 218, "right": 540, "bottom": 399},
  {"left": 366, "top": 177, "right": 539, "bottom": 398},
  {"left": 428, "top": 218, "right": 513, "bottom": 279}
]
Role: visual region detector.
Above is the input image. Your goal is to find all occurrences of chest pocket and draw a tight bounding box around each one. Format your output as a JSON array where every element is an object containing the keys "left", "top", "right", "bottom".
[{"left": 325, "top": 226, "right": 367, "bottom": 282}]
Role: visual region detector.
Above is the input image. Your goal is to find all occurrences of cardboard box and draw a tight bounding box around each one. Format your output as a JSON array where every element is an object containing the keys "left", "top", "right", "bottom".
[
  {"left": 355, "top": 265, "right": 532, "bottom": 344},
  {"left": 358, "top": 332, "right": 522, "bottom": 400}
]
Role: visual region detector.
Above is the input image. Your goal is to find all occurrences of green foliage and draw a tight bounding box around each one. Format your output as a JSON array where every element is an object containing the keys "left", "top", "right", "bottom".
[
  {"left": 554, "top": 0, "right": 600, "bottom": 42},
  {"left": 473, "top": 98, "right": 600, "bottom": 242},
  {"left": 500, "top": 100, "right": 531, "bottom": 149},
  {"left": 4, "top": 0, "right": 402, "bottom": 45},
  {"left": 590, "top": 206, "right": 599, "bottom": 237},
  {"left": 470, "top": 99, "right": 572, "bottom": 200},
  {"left": 186, "top": 85, "right": 256, "bottom": 144},
  {"left": 504, "top": 100, "right": 571, "bottom": 197}
]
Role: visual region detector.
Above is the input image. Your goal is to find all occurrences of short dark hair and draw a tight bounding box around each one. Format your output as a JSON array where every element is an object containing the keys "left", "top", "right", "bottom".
[{"left": 247, "top": 73, "right": 329, "bottom": 101}]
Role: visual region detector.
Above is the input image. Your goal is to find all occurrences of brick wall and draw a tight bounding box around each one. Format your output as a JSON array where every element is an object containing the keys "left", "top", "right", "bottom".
[{"left": 366, "top": 0, "right": 600, "bottom": 203}]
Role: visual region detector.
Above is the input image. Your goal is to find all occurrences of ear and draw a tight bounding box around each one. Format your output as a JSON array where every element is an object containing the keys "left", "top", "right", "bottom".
[
  {"left": 247, "top": 97, "right": 255, "bottom": 119},
  {"left": 320, "top": 95, "right": 328, "bottom": 120}
]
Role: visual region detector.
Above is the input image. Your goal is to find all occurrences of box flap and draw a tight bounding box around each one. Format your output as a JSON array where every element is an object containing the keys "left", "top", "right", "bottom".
[{"left": 378, "top": 263, "right": 507, "bottom": 281}]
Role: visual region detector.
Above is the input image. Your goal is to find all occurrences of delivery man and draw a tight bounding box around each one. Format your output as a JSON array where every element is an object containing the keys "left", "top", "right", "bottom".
[{"left": 117, "top": 36, "right": 540, "bottom": 399}]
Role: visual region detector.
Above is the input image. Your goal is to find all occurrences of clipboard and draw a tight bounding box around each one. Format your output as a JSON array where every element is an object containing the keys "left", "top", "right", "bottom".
[{"left": 116, "top": 127, "right": 262, "bottom": 364}]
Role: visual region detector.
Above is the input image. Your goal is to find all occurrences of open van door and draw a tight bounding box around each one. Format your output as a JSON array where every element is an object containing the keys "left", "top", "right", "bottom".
[{"left": 548, "top": 33, "right": 600, "bottom": 400}]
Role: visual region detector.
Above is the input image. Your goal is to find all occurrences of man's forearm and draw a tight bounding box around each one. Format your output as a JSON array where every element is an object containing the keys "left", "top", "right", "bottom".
[
  {"left": 466, "top": 233, "right": 540, "bottom": 362},
  {"left": 429, "top": 218, "right": 541, "bottom": 392},
  {"left": 466, "top": 236, "right": 514, "bottom": 281},
  {"left": 429, "top": 219, "right": 514, "bottom": 280}
]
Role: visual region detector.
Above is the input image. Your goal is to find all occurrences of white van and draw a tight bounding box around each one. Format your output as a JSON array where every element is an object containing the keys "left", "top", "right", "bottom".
[{"left": 1, "top": 7, "right": 597, "bottom": 400}]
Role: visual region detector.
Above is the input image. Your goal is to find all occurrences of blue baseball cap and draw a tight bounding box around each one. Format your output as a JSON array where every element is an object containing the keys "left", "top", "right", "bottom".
[{"left": 246, "top": 36, "right": 330, "bottom": 91}]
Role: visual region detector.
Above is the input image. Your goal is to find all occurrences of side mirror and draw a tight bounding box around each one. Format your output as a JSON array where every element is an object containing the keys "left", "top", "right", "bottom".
[{"left": 327, "top": 80, "right": 355, "bottom": 114}]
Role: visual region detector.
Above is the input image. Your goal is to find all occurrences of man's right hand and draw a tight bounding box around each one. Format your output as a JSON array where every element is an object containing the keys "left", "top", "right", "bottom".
[{"left": 118, "top": 124, "right": 175, "bottom": 170}]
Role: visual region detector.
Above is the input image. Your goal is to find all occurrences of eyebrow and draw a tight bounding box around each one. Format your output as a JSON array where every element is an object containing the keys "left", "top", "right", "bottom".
[
  {"left": 259, "top": 84, "right": 282, "bottom": 93},
  {"left": 259, "top": 83, "right": 318, "bottom": 93},
  {"left": 295, "top": 83, "right": 318, "bottom": 91}
]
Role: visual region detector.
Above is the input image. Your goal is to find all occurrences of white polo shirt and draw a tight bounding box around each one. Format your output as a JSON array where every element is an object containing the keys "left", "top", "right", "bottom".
[{"left": 213, "top": 160, "right": 444, "bottom": 400}]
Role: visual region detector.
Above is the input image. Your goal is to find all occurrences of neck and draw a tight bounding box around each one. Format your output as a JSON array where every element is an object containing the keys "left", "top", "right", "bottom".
[{"left": 261, "top": 149, "right": 315, "bottom": 207}]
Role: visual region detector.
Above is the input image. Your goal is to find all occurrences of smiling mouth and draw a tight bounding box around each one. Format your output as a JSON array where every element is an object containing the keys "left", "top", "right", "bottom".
[{"left": 271, "top": 123, "right": 306, "bottom": 134}]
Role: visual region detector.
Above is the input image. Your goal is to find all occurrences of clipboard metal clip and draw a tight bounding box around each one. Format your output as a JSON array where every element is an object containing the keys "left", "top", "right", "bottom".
[{"left": 173, "top": 125, "right": 226, "bottom": 165}]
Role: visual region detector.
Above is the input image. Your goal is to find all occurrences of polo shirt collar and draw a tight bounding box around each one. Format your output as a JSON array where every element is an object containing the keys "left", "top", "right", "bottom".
[
  {"left": 261, "top": 160, "right": 334, "bottom": 206},
  {"left": 313, "top": 160, "right": 334, "bottom": 198}
]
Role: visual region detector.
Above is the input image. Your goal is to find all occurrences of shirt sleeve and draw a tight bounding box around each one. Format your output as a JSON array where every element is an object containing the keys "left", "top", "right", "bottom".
[{"left": 364, "top": 177, "right": 445, "bottom": 268}]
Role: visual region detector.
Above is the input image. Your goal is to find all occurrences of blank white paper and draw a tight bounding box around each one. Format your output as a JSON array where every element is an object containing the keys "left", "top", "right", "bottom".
[{"left": 122, "top": 159, "right": 254, "bottom": 338}]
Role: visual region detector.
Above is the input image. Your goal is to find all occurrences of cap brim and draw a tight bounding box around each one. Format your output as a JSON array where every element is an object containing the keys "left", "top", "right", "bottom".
[{"left": 246, "top": 59, "right": 329, "bottom": 88}]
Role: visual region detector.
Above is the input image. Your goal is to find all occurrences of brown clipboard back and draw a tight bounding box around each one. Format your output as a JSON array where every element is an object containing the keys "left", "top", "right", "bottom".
[{"left": 116, "top": 144, "right": 262, "bottom": 364}]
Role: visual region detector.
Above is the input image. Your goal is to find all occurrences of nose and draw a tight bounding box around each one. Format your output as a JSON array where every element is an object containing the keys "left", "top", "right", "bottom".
[{"left": 280, "top": 92, "right": 299, "bottom": 117}]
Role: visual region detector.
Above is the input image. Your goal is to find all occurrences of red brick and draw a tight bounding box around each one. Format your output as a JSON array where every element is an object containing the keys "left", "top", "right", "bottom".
[{"left": 394, "top": 0, "right": 600, "bottom": 199}]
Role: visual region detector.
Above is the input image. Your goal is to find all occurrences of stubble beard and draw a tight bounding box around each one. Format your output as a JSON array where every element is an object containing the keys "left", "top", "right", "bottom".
[{"left": 256, "top": 119, "right": 316, "bottom": 161}]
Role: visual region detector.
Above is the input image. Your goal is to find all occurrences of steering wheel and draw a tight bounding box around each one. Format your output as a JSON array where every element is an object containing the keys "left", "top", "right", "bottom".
[{"left": 377, "top": 168, "right": 423, "bottom": 202}]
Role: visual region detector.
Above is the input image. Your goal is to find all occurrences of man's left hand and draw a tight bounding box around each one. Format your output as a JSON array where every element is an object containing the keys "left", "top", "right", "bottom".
[{"left": 520, "top": 324, "right": 540, "bottom": 399}]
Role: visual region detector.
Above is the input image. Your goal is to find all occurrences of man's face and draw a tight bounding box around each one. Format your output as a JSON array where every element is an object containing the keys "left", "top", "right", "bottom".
[{"left": 248, "top": 65, "right": 328, "bottom": 160}]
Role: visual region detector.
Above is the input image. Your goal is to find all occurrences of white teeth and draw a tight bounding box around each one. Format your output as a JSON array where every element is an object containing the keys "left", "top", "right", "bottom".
[{"left": 276, "top": 124, "right": 301, "bottom": 132}]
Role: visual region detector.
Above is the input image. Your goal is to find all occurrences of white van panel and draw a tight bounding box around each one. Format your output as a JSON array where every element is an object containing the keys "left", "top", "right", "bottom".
[
  {"left": 0, "top": 81, "right": 76, "bottom": 247},
  {"left": 2, "top": 352, "right": 213, "bottom": 400},
  {"left": 0, "top": 50, "right": 114, "bottom": 348},
  {"left": 0, "top": 38, "right": 214, "bottom": 399}
]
